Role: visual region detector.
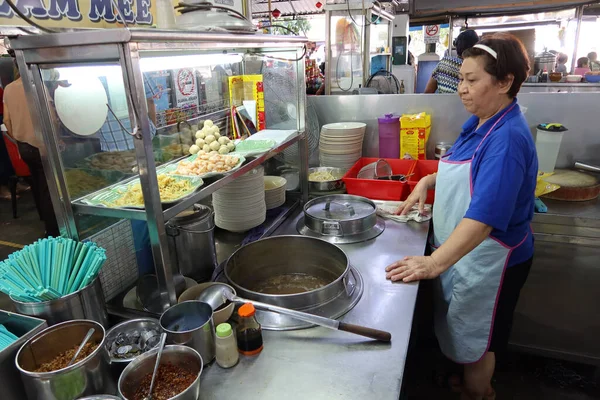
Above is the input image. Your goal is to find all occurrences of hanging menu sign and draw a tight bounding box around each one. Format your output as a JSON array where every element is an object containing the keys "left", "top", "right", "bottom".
[
  {"left": 173, "top": 68, "right": 199, "bottom": 108},
  {"left": 0, "top": 0, "right": 156, "bottom": 28}
]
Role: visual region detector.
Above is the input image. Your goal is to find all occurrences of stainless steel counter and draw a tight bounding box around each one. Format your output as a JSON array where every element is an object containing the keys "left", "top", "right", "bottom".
[
  {"left": 512, "top": 197, "right": 600, "bottom": 365},
  {"left": 199, "top": 210, "right": 429, "bottom": 399}
]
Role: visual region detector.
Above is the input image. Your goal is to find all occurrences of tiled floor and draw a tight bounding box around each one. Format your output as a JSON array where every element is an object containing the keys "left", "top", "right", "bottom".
[
  {"left": 0, "top": 190, "right": 45, "bottom": 260},
  {"left": 402, "top": 339, "right": 600, "bottom": 399}
]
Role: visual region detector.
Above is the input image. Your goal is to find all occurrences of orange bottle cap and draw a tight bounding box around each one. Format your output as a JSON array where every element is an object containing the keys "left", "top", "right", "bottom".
[{"left": 238, "top": 303, "right": 256, "bottom": 317}]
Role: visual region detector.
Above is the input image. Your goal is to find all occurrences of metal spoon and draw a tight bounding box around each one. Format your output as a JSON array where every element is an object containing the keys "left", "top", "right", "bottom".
[
  {"left": 67, "top": 328, "right": 95, "bottom": 367},
  {"left": 200, "top": 285, "right": 392, "bottom": 342},
  {"left": 145, "top": 332, "right": 167, "bottom": 400}
]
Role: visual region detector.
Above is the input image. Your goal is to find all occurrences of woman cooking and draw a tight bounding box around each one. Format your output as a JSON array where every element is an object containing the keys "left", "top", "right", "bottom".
[{"left": 386, "top": 33, "right": 537, "bottom": 400}]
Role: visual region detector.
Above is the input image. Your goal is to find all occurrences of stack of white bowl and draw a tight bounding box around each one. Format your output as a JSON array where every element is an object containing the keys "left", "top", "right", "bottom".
[
  {"left": 319, "top": 122, "right": 367, "bottom": 171},
  {"left": 213, "top": 166, "right": 266, "bottom": 232},
  {"left": 264, "top": 176, "right": 287, "bottom": 210}
]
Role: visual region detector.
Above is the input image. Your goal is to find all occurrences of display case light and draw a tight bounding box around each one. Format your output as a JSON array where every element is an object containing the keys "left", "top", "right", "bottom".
[{"left": 138, "top": 54, "right": 244, "bottom": 72}]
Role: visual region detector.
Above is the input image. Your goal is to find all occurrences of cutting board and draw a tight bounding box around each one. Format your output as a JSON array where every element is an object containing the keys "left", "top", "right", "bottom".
[{"left": 541, "top": 169, "right": 600, "bottom": 202}]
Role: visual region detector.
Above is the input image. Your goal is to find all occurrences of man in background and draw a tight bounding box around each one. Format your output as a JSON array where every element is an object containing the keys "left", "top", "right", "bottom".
[
  {"left": 4, "top": 55, "right": 59, "bottom": 236},
  {"left": 588, "top": 52, "right": 600, "bottom": 72}
]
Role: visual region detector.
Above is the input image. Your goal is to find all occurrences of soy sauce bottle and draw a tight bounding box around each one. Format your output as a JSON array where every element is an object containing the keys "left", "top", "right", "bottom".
[{"left": 236, "top": 303, "right": 263, "bottom": 356}]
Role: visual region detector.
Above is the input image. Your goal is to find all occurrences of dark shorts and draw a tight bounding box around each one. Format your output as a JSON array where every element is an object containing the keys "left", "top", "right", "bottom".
[{"left": 488, "top": 257, "right": 533, "bottom": 354}]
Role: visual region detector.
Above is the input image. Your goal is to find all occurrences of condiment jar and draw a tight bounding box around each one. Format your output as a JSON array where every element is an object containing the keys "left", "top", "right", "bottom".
[
  {"left": 236, "top": 303, "right": 263, "bottom": 356},
  {"left": 215, "top": 323, "right": 239, "bottom": 368}
]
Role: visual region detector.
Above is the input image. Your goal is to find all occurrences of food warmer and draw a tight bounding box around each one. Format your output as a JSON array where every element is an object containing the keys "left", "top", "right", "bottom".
[{"left": 9, "top": 29, "right": 309, "bottom": 317}]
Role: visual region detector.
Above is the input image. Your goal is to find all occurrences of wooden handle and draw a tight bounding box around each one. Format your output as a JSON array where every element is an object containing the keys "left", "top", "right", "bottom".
[{"left": 338, "top": 322, "right": 392, "bottom": 342}]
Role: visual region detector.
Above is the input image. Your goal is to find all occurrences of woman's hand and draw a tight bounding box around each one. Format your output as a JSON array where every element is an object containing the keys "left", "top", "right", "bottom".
[
  {"left": 395, "top": 174, "right": 436, "bottom": 215},
  {"left": 385, "top": 256, "right": 442, "bottom": 282}
]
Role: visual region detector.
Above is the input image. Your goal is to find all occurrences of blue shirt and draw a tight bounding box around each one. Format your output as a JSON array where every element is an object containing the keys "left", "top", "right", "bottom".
[
  {"left": 447, "top": 100, "right": 538, "bottom": 267},
  {"left": 96, "top": 74, "right": 160, "bottom": 152}
]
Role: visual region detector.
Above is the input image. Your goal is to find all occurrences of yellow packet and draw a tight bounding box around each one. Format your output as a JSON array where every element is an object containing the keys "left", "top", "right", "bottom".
[{"left": 400, "top": 112, "right": 431, "bottom": 160}]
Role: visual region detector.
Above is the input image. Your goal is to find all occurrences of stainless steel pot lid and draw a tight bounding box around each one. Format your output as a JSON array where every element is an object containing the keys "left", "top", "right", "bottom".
[{"left": 304, "top": 194, "right": 376, "bottom": 221}]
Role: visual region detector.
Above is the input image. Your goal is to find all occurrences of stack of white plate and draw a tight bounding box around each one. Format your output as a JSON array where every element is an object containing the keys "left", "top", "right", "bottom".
[
  {"left": 319, "top": 122, "right": 367, "bottom": 171},
  {"left": 264, "top": 176, "right": 287, "bottom": 210},
  {"left": 214, "top": 166, "right": 266, "bottom": 232}
]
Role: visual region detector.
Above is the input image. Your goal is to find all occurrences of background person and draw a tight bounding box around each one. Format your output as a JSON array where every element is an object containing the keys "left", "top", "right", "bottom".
[{"left": 425, "top": 30, "right": 479, "bottom": 94}]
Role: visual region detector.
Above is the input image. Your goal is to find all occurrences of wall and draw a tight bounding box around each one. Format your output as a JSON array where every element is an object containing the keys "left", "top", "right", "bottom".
[{"left": 308, "top": 92, "right": 600, "bottom": 168}]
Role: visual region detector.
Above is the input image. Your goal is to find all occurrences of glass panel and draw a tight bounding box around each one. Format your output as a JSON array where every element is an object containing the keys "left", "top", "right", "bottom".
[
  {"left": 39, "top": 63, "right": 166, "bottom": 202},
  {"left": 138, "top": 48, "right": 302, "bottom": 153},
  {"left": 329, "top": 14, "right": 364, "bottom": 93}
]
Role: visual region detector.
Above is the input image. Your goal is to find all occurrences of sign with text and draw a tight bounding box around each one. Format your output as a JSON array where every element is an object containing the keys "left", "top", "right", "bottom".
[
  {"left": 173, "top": 68, "right": 198, "bottom": 108},
  {"left": 424, "top": 24, "right": 440, "bottom": 44},
  {"left": 0, "top": 0, "right": 157, "bottom": 28}
]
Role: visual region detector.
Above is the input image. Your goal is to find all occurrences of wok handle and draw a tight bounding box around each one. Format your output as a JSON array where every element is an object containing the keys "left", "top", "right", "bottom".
[{"left": 338, "top": 322, "right": 392, "bottom": 342}]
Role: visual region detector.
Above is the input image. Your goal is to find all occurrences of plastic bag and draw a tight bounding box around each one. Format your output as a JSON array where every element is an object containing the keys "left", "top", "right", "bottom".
[
  {"left": 535, "top": 172, "right": 560, "bottom": 197},
  {"left": 400, "top": 112, "right": 431, "bottom": 160}
]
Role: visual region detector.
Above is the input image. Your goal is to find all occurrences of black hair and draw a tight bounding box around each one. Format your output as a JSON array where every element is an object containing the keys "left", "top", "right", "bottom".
[
  {"left": 557, "top": 53, "right": 568, "bottom": 64},
  {"left": 462, "top": 32, "right": 530, "bottom": 98},
  {"left": 577, "top": 57, "right": 589, "bottom": 68},
  {"left": 587, "top": 52, "right": 597, "bottom": 62},
  {"left": 455, "top": 30, "right": 479, "bottom": 58}
]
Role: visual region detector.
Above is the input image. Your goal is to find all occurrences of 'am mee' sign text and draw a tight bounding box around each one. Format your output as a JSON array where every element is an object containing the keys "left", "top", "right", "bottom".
[{"left": 0, "top": 0, "right": 157, "bottom": 28}]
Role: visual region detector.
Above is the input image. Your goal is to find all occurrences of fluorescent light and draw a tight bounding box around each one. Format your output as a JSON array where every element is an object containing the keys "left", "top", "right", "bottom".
[
  {"left": 139, "top": 54, "right": 244, "bottom": 72},
  {"left": 55, "top": 65, "right": 123, "bottom": 81}
]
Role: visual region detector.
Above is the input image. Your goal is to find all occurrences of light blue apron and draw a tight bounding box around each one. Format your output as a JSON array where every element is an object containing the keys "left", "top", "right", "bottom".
[{"left": 431, "top": 104, "right": 529, "bottom": 363}]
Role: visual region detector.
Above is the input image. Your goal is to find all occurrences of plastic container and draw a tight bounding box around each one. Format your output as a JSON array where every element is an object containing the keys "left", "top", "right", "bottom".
[
  {"left": 343, "top": 157, "right": 415, "bottom": 201},
  {"left": 378, "top": 114, "right": 400, "bottom": 158},
  {"left": 407, "top": 160, "right": 439, "bottom": 205},
  {"left": 236, "top": 303, "right": 263, "bottom": 356},
  {"left": 215, "top": 323, "right": 239, "bottom": 368},
  {"left": 535, "top": 123, "right": 568, "bottom": 173}
]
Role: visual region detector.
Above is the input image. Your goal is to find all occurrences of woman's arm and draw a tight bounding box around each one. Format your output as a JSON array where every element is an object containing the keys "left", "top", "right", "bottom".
[
  {"left": 385, "top": 218, "right": 492, "bottom": 282},
  {"left": 424, "top": 77, "right": 438, "bottom": 93}
]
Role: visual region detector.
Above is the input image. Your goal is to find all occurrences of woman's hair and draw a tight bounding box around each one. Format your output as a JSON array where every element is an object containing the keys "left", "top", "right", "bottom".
[
  {"left": 454, "top": 30, "right": 479, "bottom": 58},
  {"left": 588, "top": 52, "right": 597, "bottom": 62},
  {"left": 577, "top": 57, "right": 589, "bottom": 68},
  {"left": 557, "top": 53, "right": 568, "bottom": 64},
  {"left": 461, "top": 33, "right": 530, "bottom": 98}
]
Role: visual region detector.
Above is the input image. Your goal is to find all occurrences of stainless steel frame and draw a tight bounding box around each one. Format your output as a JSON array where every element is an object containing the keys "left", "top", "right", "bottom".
[{"left": 10, "top": 29, "right": 308, "bottom": 314}]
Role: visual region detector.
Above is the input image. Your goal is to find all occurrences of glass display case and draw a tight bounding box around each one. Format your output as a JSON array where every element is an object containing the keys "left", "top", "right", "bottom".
[
  {"left": 9, "top": 29, "right": 308, "bottom": 314},
  {"left": 324, "top": 1, "right": 394, "bottom": 94}
]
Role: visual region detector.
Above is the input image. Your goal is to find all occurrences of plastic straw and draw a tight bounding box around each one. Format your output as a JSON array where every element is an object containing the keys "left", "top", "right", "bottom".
[{"left": 0, "top": 237, "right": 107, "bottom": 303}]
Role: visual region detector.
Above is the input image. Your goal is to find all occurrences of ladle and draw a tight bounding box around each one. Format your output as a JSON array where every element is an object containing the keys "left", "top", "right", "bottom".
[
  {"left": 198, "top": 284, "right": 391, "bottom": 342},
  {"left": 144, "top": 332, "right": 167, "bottom": 400},
  {"left": 67, "top": 328, "right": 95, "bottom": 367}
]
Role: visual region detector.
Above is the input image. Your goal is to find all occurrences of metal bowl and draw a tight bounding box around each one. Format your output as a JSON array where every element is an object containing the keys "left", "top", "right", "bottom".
[
  {"left": 308, "top": 167, "right": 346, "bottom": 192},
  {"left": 104, "top": 318, "right": 162, "bottom": 378},
  {"left": 118, "top": 345, "right": 203, "bottom": 400},
  {"left": 16, "top": 319, "right": 115, "bottom": 399}
]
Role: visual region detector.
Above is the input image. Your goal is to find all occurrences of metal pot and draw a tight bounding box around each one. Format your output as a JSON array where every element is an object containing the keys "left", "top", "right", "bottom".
[
  {"left": 16, "top": 319, "right": 116, "bottom": 400},
  {"left": 118, "top": 345, "right": 202, "bottom": 400},
  {"left": 159, "top": 301, "right": 216, "bottom": 363},
  {"left": 11, "top": 275, "right": 108, "bottom": 327},
  {"left": 166, "top": 204, "right": 217, "bottom": 282},
  {"left": 308, "top": 167, "right": 346, "bottom": 192},
  {"left": 225, "top": 236, "right": 351, "bottom": 309},
  {"left": 304, "top": 194, "right": 377, "bottom": 236}
]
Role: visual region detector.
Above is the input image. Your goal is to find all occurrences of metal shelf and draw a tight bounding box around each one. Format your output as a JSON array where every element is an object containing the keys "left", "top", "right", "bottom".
[{"left": 71, "top": 131, "right": 304, "bottom": 222}]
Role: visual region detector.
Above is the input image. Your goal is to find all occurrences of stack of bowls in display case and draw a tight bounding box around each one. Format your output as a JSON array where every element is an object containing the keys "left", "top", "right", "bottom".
[
  {"left": 263, "top": 176, "right": 287, "bottom": 209},
  {"left": 213, "top": 166, "right": 267, "bottom": 232}
]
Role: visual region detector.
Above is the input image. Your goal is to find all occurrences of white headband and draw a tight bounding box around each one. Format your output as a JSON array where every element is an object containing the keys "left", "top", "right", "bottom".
[{"left": 473, "top": 44, "right": 498, "bottom": 59}]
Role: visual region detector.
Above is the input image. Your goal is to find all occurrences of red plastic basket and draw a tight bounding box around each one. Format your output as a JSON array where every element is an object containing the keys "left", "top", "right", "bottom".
[
  {"left": 342, "top": 158, "right": 416, "bottom": 201},
  {"left": 3, "top": 133, "right": 30, "bottom": 177},
  {"left": 408, "top": 160, "right": 439, "bottom": 204}
]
